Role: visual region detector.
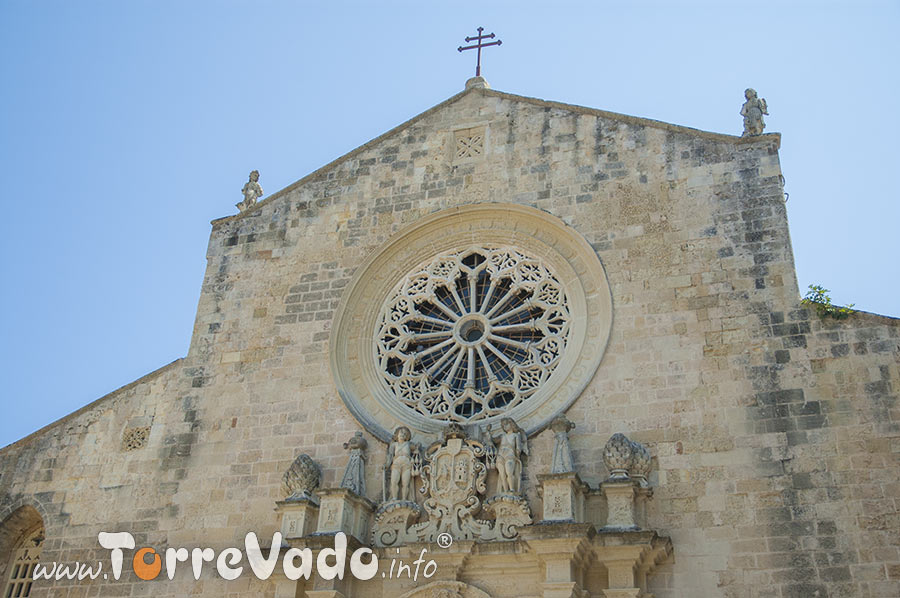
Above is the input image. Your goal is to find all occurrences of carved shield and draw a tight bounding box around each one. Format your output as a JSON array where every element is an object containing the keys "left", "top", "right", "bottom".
[
  {"left": 424, "top": 437, "right": 487, "bottom": 506},
  {"left": 430, "top": 438, "right": 475, "bottom": 503}
]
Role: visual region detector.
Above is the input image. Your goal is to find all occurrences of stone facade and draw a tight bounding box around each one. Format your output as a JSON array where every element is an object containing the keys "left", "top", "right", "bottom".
[{"left": 1, "top": 83, "right": 898, "bottom": 597}]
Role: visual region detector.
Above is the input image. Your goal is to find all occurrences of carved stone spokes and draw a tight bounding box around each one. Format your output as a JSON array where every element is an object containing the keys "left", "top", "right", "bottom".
[{"left": 375, "top": 246, "right": 571, "bottom": 423}]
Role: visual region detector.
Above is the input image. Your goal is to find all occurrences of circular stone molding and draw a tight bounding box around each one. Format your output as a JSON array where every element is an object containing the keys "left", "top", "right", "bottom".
[{"left": 329, "top": 204, "right": 612, "bottom": 440}]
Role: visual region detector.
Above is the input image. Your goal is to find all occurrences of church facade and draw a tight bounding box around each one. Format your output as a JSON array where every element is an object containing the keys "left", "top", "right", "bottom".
[{"left": 2, "top": 78, "right": 898, "bottom": 598}]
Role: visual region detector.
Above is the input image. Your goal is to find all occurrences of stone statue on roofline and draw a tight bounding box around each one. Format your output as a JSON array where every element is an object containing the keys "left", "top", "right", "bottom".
[
  {"left": 236, "top": 169, "right": 263, "bottom": 212},
  {"left": 741, "top": 88, "right": 768, "bottom": 136}
]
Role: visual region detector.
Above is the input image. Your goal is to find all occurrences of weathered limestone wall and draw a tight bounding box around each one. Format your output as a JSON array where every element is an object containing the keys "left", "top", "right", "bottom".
[
  {"left": 0, "top": 359, "right": 187, "bottom": 588},
  {"left": 2, "top": 86, "right": 897, "bottom": 597}
]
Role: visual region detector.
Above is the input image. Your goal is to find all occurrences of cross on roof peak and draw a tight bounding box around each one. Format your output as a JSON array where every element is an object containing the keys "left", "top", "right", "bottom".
[{"left": 458, "top": 27, "right": 502, "bottom": 78}]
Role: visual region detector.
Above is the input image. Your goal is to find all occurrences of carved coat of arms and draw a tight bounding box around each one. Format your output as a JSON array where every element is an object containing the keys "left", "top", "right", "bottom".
[
  {"left": 372, "top": 426, "right": 531, "bottom": 547},
  {"left": 420, "top": 435, "right": 488, "bottom": 539}
]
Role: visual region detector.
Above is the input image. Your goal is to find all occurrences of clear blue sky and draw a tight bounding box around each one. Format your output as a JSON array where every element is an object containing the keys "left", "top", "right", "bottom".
[{"left": 1, "top": 1, "right": 898, "bottom": 447}]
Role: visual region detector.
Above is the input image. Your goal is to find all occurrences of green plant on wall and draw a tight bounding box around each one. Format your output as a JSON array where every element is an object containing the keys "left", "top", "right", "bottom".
[{"left": 802, "top": 284, "right": 856, "bottom": 320}]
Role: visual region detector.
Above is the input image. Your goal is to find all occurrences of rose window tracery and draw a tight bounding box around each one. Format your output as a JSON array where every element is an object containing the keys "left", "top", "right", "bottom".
[{"left": 375, "top": 247, "right": 570, "bottom": 423}]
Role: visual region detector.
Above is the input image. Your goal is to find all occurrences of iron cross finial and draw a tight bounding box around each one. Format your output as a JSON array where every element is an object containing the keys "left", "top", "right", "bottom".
[{"left": 458, "top": 27, "right": 502, "bottom": 78}]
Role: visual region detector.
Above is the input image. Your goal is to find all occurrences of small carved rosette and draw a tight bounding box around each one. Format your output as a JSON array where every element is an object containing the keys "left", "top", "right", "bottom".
[
  {"left": 283, "top": 453, "right": 321, "bottom": 500},
  {"left": 603, "top": 433, "right": 634, "bottom": 481}
]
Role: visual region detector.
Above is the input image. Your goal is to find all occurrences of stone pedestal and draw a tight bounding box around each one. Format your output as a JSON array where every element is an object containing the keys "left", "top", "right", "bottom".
[
  {"left": 517, "top": 524, "right": 672, "bottom": 598},
  {"left": 481, "top": 493, "right": 533, "bottom": 540},
  {"left": 538, "top": 472, "right": 588, "bottom": 523},
  {"left": 601, "top": 481, "right": 637, "bottom": 531},
  {"left": 314, "top": 487, "right": 375, "bottom": 543},
  {"left": 594, "top": 531, "right": 672, "bottom": 598},
  {"left": 275, "top": 495, "right": 319, "bottom": 539}
]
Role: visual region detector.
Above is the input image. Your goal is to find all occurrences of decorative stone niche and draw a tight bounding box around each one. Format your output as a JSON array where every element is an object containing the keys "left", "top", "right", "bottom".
[
  {"left": 121, "top": 426, "right": 150, "bottom": 451},
  {"left": 453, "top": 125, "right": 487, "bottom": 163}
]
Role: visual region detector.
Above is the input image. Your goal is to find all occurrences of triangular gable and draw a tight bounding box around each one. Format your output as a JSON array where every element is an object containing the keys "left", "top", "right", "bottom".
[{"left": 214, "top": 85, "right": 780, "bottom": 225}]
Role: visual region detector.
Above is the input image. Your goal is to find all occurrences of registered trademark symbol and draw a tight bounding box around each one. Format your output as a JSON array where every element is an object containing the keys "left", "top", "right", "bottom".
[{"left": 436, "top": 533, "right": 453, "bottom": 548}]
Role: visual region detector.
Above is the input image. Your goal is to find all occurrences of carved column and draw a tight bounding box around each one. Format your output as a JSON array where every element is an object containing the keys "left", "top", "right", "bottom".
[
  {"left": 602, "top": 556, "right": 642, "bottom": 598},
  {"left": 520, "top": 529, "right": 592, "bottom": 598},
  {"left": 594, "top": 532, "right": 672, "bottom": 598},
  {"left": 541, "top": 548, "right": 581, "bottom": 598}
]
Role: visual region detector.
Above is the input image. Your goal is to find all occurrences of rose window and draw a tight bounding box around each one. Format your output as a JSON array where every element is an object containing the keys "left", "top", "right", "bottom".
[{"left": 375, "top": 247, "right": 570, "bottom": 423}]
